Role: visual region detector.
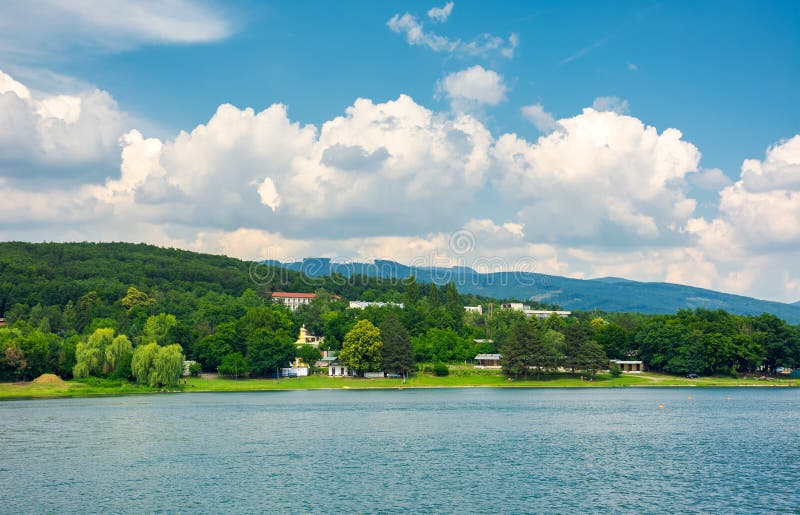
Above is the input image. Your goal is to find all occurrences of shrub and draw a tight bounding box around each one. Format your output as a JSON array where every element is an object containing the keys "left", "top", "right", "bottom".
[
  {"left": 433, "top": 362, "right": 449, "bottom": 377},
  {"left": 609, "top": 363, "right": 622, "bottom": 377}
]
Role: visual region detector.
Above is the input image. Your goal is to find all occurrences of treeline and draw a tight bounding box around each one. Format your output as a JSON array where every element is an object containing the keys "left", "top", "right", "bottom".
[{"left": 1, "top": 242, "right": 799, "bottom": 382}]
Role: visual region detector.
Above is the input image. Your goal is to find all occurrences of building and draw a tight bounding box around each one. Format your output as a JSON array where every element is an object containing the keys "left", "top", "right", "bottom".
[
  {"left": 474, "top": 353, "right": 502, "bottom": 369},
  {"left": 295, "top": 325, "right": 324, "bottom": 347},
  {"left": 610, "top": 360, "right": 644, "bottom": 373},
  {"left": 464, "top": 305, "right": 483, "bottom": 315},
  {"left": 281, "top": 357, "right": 310, "bottom": 377},
  {"left": 501, "top": 302, "right": 528, "bottom": 312},
  {"left": 327, "top": 358, "right": 354, "bottom": 377},
  {"left": 271, "top": 292, "right": 317, "bottom": 311},
  {"left": 524, "top": 309, "right": 572, "bottom": 320},
  {"left": 182, "top": 360, "right": 198, "bottom": 377},
  {"left": 0, "top": 317, "right": 5, "bottom": 327},
  {"left": 349, "top": 301, "right": 404, "bottom": 309}
]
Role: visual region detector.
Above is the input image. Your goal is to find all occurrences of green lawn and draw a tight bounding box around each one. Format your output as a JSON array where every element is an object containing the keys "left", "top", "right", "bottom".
[
  {"left": 3, "top": 370, "right": 796, "bottom": 400},
  {"left": 0, "top": 380, "right": 155, "bottom": 400}
]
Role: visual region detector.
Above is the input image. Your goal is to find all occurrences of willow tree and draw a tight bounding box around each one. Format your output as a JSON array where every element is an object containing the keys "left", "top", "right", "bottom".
[
  {"left": 105, "top": 335, "right": 133, "bottom": 371},
  {"left": 131, "top": 343, "right": 184, "bottom": 387},
  {"left": 73, "top": 327, "right": 115, "bottom": 378}
]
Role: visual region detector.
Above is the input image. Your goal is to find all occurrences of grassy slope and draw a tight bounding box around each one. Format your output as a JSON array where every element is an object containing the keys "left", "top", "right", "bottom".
[{"left": 2, "top": 372, "right": 797, "bottom": 400}]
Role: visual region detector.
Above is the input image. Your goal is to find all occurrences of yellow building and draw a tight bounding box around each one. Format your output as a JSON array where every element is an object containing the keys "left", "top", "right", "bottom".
[{"left": 295, "top": 325, "right": 324, "bottom": 347}]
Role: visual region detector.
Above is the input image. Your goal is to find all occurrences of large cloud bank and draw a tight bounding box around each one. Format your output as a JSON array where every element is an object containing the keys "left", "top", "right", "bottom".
[{"left": 1, "top": 69, "right": 799, "bottom": 302}]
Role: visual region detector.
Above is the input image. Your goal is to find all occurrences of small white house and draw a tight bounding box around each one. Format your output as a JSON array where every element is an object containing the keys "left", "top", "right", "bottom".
[
  {"left": 327, "top": 358, "right": 355, "bottom": 377},
  {"left": 464, "top": 305, "right": 483, "bottom": 315},
  {"left": 474, "top": 354, "right": 502, "bottom": 369},
  {"left": 610, "top": 360, "right": 644, "bottom": 373}
]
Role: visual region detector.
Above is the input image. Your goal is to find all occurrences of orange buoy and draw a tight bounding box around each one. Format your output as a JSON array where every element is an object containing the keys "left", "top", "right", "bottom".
[
  {"left": 687, "top": 395, "right": 692, "bottom": 400},
  {"left": 658, "top": 404, "right": 665, "bottom": 409}
]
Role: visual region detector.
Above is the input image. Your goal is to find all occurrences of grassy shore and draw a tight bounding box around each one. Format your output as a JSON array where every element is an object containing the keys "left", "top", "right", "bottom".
[{"left": 1, "top": 370, "right": 797, "bottom": 400}]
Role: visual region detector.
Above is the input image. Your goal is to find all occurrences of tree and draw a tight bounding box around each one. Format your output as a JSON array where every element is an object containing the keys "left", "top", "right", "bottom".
[
  {"left": 577, "top": 341, "right": 607, "bottom": 377},
  {"left": 3, "top": 346, "right": 27, "bottom": 381},
  {"left": 121, "top": 286, "right": 155, "bottom": 311},
  {"left": 502, "top": 320, "right": 541, "bottom": 378},
  {"left": 73, "top": 327, "right": 116, "bottom": 378},
  {"left": 539, "top": 329, "right": 566, "bottom": 373},
  {"left": 218, "top": 352, "right": 248, "bottom": 380},
  {"left": 427, "top": 283, "right": 440, "bottom": 309},
  {"left": 131, "top": 343, "right": 184, "bottom": 387},
  {"left": 105, "top": 335, "right": 133, "bottom": 371},
  {"left": 141, "top": 313, "right": 178, "bottom": 345},
  {"left": 245, "top": 328, "right": 295, "bottom": 376},
  {"left": 131, "top": 343, "right": 160, "bottom": 386},
  {"left": 296, "top": 344, "right": 321, "bottom": 367},
  {"left": 380, "top": 315, "right": 414, "bottom": 376},
  {"left": 152, "top": 344, "right": 185, "bottom": 387},
  {"left": 189, "top": 361, "right": 202, "bottom": 376},
  {"left": 340, "top": 320, "right": 383, "bottom": 375},
  {"left": 403, "top": 276, "right": 420, "bottom": 307}
]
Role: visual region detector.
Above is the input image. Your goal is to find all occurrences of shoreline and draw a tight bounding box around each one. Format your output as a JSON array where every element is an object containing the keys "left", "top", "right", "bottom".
[{"left": 2, "top": 373, "right": 797, "bottom": 401}]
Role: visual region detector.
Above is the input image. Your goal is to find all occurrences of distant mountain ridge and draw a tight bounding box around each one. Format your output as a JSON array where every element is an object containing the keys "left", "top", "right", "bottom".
[{"left": 266, "top": 258, "right": 800, "bottom": 323}]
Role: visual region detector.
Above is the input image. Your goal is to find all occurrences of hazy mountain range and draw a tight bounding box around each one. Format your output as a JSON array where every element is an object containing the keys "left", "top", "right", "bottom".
[{"left": 265, "top": 258, "right": 800, "bottom": 323}]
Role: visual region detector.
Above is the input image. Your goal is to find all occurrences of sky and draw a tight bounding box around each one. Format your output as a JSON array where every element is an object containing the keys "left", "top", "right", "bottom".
[{"left": 1, "top": 0, "right": 799, "bottom": 302}]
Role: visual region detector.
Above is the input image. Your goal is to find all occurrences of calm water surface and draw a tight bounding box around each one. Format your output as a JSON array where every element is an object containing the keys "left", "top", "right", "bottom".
[{"left": 1, "top": 388, "right": 799, "bottom": 513}]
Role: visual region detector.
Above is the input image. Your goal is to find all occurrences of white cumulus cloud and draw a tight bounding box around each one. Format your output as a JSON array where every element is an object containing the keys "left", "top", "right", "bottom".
[
  {"left": 437, "top": 66, "right": 508, "bottom": 110},
  {"left": 427, "top": 2, "right": 454, "bottom": 23},
  {"left": 493, "top": 107, "right": 701, "bottom": 242}
]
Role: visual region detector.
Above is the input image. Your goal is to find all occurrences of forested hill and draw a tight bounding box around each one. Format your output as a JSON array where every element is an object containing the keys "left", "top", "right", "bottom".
[
  {"left": 0, "top": 242, "right": 255, "bottom": 311},
  {"left": 2, "top": 242, "right": 798, "bottom": 323},
  {"left": 0, "top": 242, "right": 497, "bottom": 314},
  {"left": 269, "top": 258, "right": 800, "bottom": 323}
]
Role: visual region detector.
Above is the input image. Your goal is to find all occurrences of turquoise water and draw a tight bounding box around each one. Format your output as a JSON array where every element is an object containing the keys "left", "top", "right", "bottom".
[{"left": 1, "top": 388, "right": 799, "bottom": 513}]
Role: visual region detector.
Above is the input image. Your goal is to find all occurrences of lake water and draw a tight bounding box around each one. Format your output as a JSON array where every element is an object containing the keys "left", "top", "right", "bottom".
[{"left": 1, "top": 388, "right": 799, "bottom": 513}]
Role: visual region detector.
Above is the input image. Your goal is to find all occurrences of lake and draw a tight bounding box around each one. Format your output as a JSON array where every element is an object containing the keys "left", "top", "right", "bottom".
[{"left": 1, "top": 388, "right": 799, "bottom": 513}]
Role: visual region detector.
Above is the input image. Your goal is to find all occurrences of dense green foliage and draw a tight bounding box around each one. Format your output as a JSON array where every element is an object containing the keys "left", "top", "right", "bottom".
[{"left": 1, "top": 242, "right": 799, "bottom": 383}]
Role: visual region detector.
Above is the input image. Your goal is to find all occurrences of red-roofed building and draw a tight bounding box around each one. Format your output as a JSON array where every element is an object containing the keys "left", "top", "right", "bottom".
[
  {"left": 271, "top": 292, "right": 342, "bottom": 311},
  {"left": 271, "top": 292, "right": 317, "bottom": 311}
]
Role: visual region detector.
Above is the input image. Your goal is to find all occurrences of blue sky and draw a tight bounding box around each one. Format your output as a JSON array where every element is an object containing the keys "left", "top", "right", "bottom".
[
  {"left": 1, "top": 0, "right": 799, "bottom": 302},
  {"left": 29, "top": 0, "right": 799, "bottom": 173}
]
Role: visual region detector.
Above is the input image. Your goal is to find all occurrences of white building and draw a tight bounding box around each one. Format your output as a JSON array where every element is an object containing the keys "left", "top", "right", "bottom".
[
  {"left": 281, "top": 357, "right": 310, "bottom": 377},
  {"left": 524, "top": 309, "right": 572, "bottom": 320},
  {"left": 349, "top": 301, "right": 404, "bottom": 309},
  {"left": 182, "top": 360, "right": 197, "bottom": 377},
  {"left": 464, "top": 305, "right": 483, "bottom": 315},
  {"left": 474, "top": 354, "right": 502, "bottom": 369},
  {"left": 501, "top": 302, "right": 528, "bottom": 312},
  {"left": 610, "top": 360, "right": 644, "bottom": 373},
  {"left": 272, "top": 292, "right": 317, "bottom": 311},
  {"left": 327, "top": 358, "right": 355, "bottom": 377}
]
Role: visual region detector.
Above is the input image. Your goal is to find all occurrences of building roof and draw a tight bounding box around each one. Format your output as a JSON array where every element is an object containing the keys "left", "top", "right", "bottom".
[
  {"left": 475, "top": 354, "right": 502, "bottom": 360},
  {"left": 272, "top": 292, "right": 317, "bottom": 299},
  {"left": 611, "top": 360, "right": 643, "bottom": 364}
]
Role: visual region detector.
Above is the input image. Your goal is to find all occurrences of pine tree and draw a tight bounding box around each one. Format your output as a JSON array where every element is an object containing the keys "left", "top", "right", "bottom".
[
  {"left": 380, "top": 315, "right": 414, "bottom": 376},
  {"left": 502, "top": 319, "right": 541, "bottom": 378}
]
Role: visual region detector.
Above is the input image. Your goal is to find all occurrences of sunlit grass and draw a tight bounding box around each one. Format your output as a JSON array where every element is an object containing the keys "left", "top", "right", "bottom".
[{"left": 2, "top": 370, "right": 796, "bottom": 400}]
